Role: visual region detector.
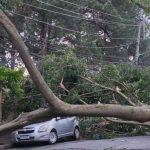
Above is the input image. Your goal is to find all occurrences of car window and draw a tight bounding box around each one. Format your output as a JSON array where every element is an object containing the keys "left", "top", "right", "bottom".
[{"left": 60, "top": 117, "right": 66, "bottom": 119}]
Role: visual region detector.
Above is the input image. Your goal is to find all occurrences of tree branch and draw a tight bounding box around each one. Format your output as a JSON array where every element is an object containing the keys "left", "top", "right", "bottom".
[
  {"left": 0, "top": 108, "right": 54, "bottom": 135},
  {"left": 103, "top": 75, "right": 142, "bottom": 105},
  {"left": 59, "top": 78, "right": 87, "bottom": 104},
  {"left": 60, "top": 78, "right": 69, "bottom": 93},
  {"left": 105, "top": 117, "right": 150, "bottom": 128},
  {"left": 80, "top": 76, "right": 136, "bottom": 106}
]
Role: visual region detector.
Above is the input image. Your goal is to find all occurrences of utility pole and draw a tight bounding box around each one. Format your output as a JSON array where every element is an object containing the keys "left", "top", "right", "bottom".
[
  {"left": 142, "top": 17, "right": 146, "bottom": 39},
  {"left": 134, "top": 9, "right": 143, "bottom": 65}
]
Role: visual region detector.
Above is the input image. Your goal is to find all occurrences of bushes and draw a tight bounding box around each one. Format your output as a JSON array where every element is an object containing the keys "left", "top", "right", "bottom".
[{"left": 79, "top": 117, "right": 148, "bottom": 140}]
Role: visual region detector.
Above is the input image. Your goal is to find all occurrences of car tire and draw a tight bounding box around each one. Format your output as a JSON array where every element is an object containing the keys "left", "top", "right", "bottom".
[
  {"left": 73, "top": 127, "right": 80, "bottom": 140},
  {"left": 49, "top": 130, "right": 57, "bottom": 144}
]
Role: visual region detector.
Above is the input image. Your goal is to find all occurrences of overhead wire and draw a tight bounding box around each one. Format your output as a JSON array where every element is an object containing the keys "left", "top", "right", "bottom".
[
  {"left": 36, "top": 0, "right": 138, "bottom": 23},
  {"left": 56, "top": 0, "right": 137, "bottom": 23},
  {"left": 5, "top": 7, "right": 139, "bottom": 45},
  {"left": 0, "top": 41, "right": 130, "bottom": 65},
  {"left": 7, "top": 11, "right": 82, "bottom": 34},
  {"left": 37, "top": 0, "right": 85, "bottom": 16},
  {"left": 23, "top": 2, "right": 138, "bottom": 27},
  {"left": 5, "top": 11, "right": 134, "bottom": 50},
  {"left": 0, "top": 36, "right": 130, "bottom": 61},
  {"left": 25, "top": 31, "right": 137, "bottom": 41},
  {"left": 0, "top": 43, "right": 43, "bottom": 59},
  {"left": 0, "top": 34, "right": 130, "bottom": 55}
]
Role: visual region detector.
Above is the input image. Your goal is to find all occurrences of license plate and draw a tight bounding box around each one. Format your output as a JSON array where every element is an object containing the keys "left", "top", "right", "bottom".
[{"left": 20, "top": 135, "right": 30, "bottom": 140}]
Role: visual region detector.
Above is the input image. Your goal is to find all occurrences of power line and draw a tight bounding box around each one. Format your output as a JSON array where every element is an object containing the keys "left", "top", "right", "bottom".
[
  {"left": 36, "top": 0, "right": 85, "bottom": 17},
  {"left": 139, "top": 50, "right": 150, "bottom": 56},
  {"left": 57, "top": 0, "right": 137, "bottom": 23},
  {"left": 26, "top": 31, "right": 137, "bottom": 41},
  {"left": 0, "top": 46, "right": 131, "bottom": 68},
  {"left": 0, "top": 44, "right": 43, "bottom": 59},
  {"left": 77, "top": 52, "right": 129, "bottom": 60},
  {"left": 5, "top": 11, "right": 133, "bottom": 50},
  {"left": 23, "top": 2, "right": 138, "bottom": 27},
  {"left": 74, "top": 43, "right": 131, "bottom": 49},
  {"left": 0, "top": 36, "right": 130, "bottom": 63},
  {"left": 78, "top": 55, "right": 130, "bottom": 64},
  {"left": 0, "top": 40, "right": 129, "bottom": 63},
  {"left": 6, "top": 10, "right": 139, "bottom": 40},
  {"left": 35, "top": 0, "right": 138, "bottom": 26},
  {"left": 7, "top": 10, "right": 82, "bottom": 33}
]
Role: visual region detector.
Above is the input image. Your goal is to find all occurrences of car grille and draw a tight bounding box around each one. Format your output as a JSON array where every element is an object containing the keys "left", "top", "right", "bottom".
[{"left": 18, "top": 130, "right": 34, "bottom": 134}]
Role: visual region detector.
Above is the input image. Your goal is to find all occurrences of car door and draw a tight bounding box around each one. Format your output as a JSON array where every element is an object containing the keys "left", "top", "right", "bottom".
[
  {"left": 56, "top": 117, "right": 72, "bottom": 137},
  {"left": 65, "top": 117, "right": 75, "bottom": 133}
]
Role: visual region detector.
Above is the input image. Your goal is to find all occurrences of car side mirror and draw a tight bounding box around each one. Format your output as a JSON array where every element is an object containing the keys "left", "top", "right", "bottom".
[{"left": 56, "top": 117, "right": 61, "bottom": 121}]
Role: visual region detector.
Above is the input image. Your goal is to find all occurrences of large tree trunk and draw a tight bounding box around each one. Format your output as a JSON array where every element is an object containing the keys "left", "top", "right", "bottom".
[{"left": 1, "top": 10, "right": 150, "bottom": 135}]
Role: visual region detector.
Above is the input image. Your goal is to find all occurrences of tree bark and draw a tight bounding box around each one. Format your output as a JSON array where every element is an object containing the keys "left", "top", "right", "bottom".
[
  {"left": 0, "top": 108, "right": 53, "bottom": 135},
  {"left": 1, "top": 10, "right": 150, "bottom": 135},
  {"left": 105, "top": 117, "right": 150, "bottom": 128}
]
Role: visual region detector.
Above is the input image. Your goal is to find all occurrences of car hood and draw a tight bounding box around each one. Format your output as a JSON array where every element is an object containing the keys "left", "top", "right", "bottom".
[{"left": 23, "top": 120, "right": 52, "bottom": 129}]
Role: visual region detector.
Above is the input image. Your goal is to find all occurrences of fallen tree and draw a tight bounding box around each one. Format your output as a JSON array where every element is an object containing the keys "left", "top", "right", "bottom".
[{"left": 0, "top": 10, "right": 150, "bottom": 135}]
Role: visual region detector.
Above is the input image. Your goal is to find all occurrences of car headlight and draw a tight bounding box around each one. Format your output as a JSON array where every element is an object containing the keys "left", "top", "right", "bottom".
[{"left": 38, "top": 124, "right": 49, "bottom": 133}]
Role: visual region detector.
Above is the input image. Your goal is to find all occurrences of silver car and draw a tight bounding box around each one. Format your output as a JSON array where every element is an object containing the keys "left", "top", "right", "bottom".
[{"left": 11, "top": 116, "right": 80, "bottom": 144}]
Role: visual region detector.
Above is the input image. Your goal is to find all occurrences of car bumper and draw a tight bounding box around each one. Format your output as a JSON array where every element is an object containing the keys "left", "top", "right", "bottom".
[{"left": 12, "top": 132, "right": 50, "bottom": 143}]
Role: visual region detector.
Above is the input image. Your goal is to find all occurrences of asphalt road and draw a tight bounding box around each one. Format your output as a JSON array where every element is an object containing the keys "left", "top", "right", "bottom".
[{"left": 8, "top": 136, "right": 150, "bottom": 150}]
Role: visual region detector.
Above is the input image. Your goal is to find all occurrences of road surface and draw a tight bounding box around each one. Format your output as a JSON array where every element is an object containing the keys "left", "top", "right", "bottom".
[{"left": 8, "top": 136, "right": 150, "bottom": 150}]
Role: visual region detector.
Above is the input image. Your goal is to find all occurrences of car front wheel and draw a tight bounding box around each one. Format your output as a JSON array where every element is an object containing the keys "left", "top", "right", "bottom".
[
  {"left": 49, "top": 130, "right": 57, "bottom": 144},
  {"left": 73, "top": 127, "right": 80, "bottom": 140}
]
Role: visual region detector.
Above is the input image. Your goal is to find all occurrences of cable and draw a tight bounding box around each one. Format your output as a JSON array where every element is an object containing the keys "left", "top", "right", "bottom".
[
  {"left": 0, "top": 44, "right": 43, "bottom": 59},
  {"left": 74, "top": 43, "right": 131, "bottom": 49},
  {"left": 0, "top": 41, "right": 129, "bottom": 63},
  {"left": 36, "top": 0, "right": 138, "bottom": 26},
  {"left": 7, "top": 10, "right": 138, "bottom": 41},
  {"left": 23, "top": 2, "right": 138, "bottom": 27},
  {"left": 139, "top": 50, "right": 150, "bottom": 56},
  {"left": 26, "top": 31, "right": 137, "bottom": 41},
  {"left": 0, "top": 36, "right": 130, "bottom": 62},
  {"left": 0, "top": 29, "right": 132, "bottom": 49},
  {"left": 0, "top": 46, "right": 131, "bottom": 68},
  {"left": 78, "top": 55, "right": 130, "bottom": 64},
  {"left": 36, "top": 0, "right": 84, "bottom": 17},
  {"left": 0, "top": 36, "right": 131, "bottom": 64},
  {"left": 7, "top": 11, "right": 83, "bottom": 34},
  {"left": 57, "top": 0, "right": 137, "bottom": 23},
  {"left": 5, "top": 11, "right": 134, "bottom": 50},
  {"left": 77, "top": 52, "right": 129, "bottom": 60}
]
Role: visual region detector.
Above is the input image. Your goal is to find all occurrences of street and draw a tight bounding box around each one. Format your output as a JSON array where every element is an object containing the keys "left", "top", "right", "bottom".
[{"left": 8, "top": 136, "right": 150, "bottom": 150}]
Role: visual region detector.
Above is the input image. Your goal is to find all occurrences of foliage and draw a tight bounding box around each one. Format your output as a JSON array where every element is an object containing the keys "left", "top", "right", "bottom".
[
  {"left": 131, "top": 0, "right": 150, "bottom": 11},
  {"left": 22, "top": 54, "right": 150, "bottom": 107},
  {"left": 80, "top": 117, "right": 147, "bottom": 140},
  {"left": 40, "top": 51, "right": 86, "bottom": 102},
  {"left": 0, "top": 67, "right": 24, "bottom": 119},
  {"left": 0, "top": 0, "right": 22, "bottom": 9},
  {"left": 0, "top": 67, "right": 24, "bottom": 97}
]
